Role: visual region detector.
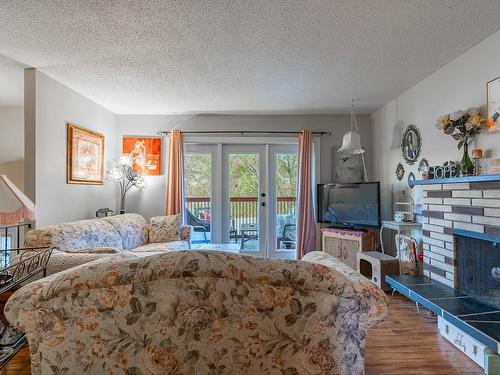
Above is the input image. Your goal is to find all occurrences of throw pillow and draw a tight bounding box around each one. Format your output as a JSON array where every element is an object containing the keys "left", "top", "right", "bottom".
[{"left": 149, "top": 214, "right": 182, "bottom": 243}]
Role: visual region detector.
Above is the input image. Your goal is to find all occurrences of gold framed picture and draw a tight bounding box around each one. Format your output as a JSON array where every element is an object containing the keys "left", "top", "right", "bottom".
[
  {"left": 487, "top": 76, "right": 500, "bottom": 133},
  {"left": 67, "top": 123, "right": 105, "bottom": 184}
]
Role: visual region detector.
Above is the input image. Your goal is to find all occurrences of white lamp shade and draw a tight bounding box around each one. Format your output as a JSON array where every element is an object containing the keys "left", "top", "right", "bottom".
[
  {"left": 338, "top": 131, "right": 365, "bottom": 154},
  {"left": 0, "top": 175, "right": 35, "bottom": 225}
]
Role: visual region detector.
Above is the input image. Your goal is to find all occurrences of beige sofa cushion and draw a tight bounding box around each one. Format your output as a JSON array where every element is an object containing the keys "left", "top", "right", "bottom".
[
  {"left": 132, "top": 241, "right": 189, "bottom": 253},
  {"left": 103, "top": 213, "right": 149, "bottom": 250},
  {"left": 148, "top": 214, "right": 181, "bottom": 243},
  {"left": 24, "top": 218, "right": 123, "bottom": 250}
]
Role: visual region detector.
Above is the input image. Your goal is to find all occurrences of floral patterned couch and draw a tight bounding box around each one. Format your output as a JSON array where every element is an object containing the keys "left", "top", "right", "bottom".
[
  {"left": 21, "top": 213, "right": 191, "bottom": 276},
  {"left": 6, "top": 250, "right": 388, "bottom": 375}
]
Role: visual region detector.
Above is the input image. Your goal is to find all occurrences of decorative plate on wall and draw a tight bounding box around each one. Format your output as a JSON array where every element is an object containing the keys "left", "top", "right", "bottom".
[
  {"left": 407, "top": 172, "right": 416, "bottom": 188},
  {"left": 396, "top": 163, "right": 405, "bottom": 180},
  {"left": 401, "top": 124, "right": 422, "bottom": 164}
]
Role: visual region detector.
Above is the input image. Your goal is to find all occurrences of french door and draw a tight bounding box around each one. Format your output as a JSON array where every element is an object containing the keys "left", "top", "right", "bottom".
[{"left": 184, "top": 143, "right": 298, "bottom": 259}]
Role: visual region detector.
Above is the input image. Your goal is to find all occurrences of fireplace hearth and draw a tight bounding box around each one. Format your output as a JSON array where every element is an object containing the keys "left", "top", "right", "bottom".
[{"left": 456, "top": 229, "right": 500, "bottom": 310}]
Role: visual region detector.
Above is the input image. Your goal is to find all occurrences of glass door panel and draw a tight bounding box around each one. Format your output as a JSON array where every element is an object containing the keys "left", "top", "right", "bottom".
[
  {"left": 223, "top": 145, "right": 266, "bottom": 256},
  {"left": 269, "top": 145, "right": 298, "bottom": 259},
  {"left": 184, "top": 149, "right": 214, "bottom": 244}
]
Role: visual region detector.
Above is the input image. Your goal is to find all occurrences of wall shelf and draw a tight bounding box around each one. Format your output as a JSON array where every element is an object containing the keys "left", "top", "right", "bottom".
[{"left": 409, "top": 174, "right": 500, "bottom": 187}]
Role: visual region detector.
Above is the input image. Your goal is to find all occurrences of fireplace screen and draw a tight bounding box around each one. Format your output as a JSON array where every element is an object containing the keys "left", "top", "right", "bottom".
[{"left": 457, "top": 234, "right": 500, "bottom": 310}]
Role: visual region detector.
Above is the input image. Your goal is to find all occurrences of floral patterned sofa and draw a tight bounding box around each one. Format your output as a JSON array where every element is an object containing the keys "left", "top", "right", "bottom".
[
  {"left": 22, "top": 213, "right": 191, "bottom": 276},
  {"left": 6, "top": 250, "right": 388, "bottom": 375}
]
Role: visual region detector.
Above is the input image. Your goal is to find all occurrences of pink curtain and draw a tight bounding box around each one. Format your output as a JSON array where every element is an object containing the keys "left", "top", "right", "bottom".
[
  {"left": 296, "top": 130, "right": 316, "bottom": 259},
  {"left": 166, "top": 129, "right": 184, "bottom": 216}
]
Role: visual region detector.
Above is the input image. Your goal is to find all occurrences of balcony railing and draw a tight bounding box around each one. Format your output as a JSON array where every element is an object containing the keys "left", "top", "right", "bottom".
[{"left": 186, "top": 196, "right": 296, "bottom": 231}]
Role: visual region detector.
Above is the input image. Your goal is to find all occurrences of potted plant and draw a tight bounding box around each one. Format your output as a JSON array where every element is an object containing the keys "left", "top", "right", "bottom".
[{"left": 435, "top": 109, "right": 485, "bottom": 175}]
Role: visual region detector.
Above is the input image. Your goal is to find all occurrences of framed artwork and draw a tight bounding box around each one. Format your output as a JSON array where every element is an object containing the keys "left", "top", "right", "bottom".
[
  {"left": 67, "top": 123, "right": 105, "bottom": 185},
  {"left": 401, "top": 124, "right": 421, "bottom": 164},
  {"left": 487, "top": 76, "right": 500, "bottom": 133},
  {"left": 395, "top": 163, "right": 405, "bottom": 181},
  {"left": 122, "top": 136, "right": 162, "bottom": 176},
  {"left": 331, "top": 146, "right": 364, "bottom": 183}
]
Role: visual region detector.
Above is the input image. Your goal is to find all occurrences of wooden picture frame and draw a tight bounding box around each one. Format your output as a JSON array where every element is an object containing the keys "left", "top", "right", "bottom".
[
  {"left": 122, "top": 136, "right": 162, "bottom": 176},
  {"left": 487, "top": 76, "right": 500, "bottom": 133},
  {"left": 67, "top": 123, "right": 105, "bottom": 185}
]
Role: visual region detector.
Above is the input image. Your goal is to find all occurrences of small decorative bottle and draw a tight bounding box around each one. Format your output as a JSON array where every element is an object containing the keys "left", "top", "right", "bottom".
[{"left": 471, "top": 148, "right": 483, "bottom": 176}]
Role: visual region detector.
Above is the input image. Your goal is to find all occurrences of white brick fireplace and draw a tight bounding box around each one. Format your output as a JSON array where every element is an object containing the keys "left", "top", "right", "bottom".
[{"left": 420, "top": 180, "right": 500, "bottom": 288}]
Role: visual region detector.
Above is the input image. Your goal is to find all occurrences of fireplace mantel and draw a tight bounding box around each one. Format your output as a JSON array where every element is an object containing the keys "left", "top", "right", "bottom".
[
  {"left": 409, "top": 173, "right": 500, "bottom": 187},
  {"left": 453, "top": 228, "right": 500, "bottom": 244}
]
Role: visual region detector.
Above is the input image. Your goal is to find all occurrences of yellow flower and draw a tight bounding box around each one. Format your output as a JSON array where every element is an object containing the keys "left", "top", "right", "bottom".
[
  {"left": 467, "top": 114, "right": 486, "bottom": 127},
  {"left": 435, "top": 115, "right": 451, "bottom": 130}
]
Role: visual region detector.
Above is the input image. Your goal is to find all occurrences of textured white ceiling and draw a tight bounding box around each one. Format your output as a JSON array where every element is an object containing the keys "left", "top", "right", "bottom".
[
  {"left": 0, "top": 54, "right": 24, "bottom": 106},
  {"left": 0, "top": 0, "right": 499, "bottom": 114}
]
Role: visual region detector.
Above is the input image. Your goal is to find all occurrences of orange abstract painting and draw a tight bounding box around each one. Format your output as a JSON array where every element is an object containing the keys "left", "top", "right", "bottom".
[{"left": 122, "top": 137, "right": 162, "bottom": 176}]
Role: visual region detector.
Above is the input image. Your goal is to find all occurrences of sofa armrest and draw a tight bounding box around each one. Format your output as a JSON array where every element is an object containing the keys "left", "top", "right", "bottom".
[
  {"left": 180, "top": 224, "right": 192, "bottom": 247},
  {"left": 303, "top": 251, "right": 389, "bottom": 327},
  {"left": 5, "top": 252, "right": 137, "bottom": 330}
]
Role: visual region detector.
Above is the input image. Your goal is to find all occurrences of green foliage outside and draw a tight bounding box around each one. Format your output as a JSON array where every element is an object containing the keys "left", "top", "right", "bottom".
[{"left": 184, "top": 152, "right": 297, "bottom": 198}]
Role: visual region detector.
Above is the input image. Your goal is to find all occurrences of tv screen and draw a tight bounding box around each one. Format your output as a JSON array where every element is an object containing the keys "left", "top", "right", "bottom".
[{"left": 317, "top": 182, "right": 381, "bottom": 228}]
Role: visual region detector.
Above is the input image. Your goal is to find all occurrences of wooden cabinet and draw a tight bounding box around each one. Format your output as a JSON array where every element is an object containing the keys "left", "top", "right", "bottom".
[{"left": 321, "top": 229, "right": 374, "bottom": 269}]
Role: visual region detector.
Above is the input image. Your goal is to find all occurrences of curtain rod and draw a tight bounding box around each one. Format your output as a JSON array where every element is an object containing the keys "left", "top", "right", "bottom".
[{"left": 156, "top": 130, "right": 331, "bottom": 136}]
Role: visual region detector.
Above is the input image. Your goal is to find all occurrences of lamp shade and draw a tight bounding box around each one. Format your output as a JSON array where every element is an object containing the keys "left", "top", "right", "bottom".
[
  {"left": 338, "top": 131, "right": 365, "bottom": 154},
  {"left": 0, "top": 175, "right": 35, "bottom": 225}
]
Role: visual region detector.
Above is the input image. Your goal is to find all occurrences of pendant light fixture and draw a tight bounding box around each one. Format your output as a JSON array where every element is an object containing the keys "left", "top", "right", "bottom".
[{"left": 338, "top": 99, "right": 368, "bottom": 181}]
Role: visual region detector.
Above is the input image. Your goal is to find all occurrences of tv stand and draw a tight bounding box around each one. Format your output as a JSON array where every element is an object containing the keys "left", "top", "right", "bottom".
[
  {"left": 321, "top": 227, "right": 374, "bottom": 269},
  {"left": 326, "top": 225, "right": 368, "bottom": 232}
]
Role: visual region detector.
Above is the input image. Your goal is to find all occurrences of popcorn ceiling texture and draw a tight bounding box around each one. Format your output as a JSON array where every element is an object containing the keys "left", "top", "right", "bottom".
[{"left": 0, "top": 0, "right": 499, "bottom": 114}]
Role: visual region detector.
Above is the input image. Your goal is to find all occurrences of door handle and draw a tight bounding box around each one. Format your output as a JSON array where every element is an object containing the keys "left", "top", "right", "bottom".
[{"left": 261, "top": 202, "right": 266, "bottom": 207}]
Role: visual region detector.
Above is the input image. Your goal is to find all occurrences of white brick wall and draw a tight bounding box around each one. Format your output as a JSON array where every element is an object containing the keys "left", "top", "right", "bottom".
[
  {"left": 472, "top": 216, "right": 500, "bottom": 226},
  {"left": 443, "top": 198, "right": 471, "bottom": 206},
  {"left": 485, "top": 208, "right": 500, "bottom": 217},
  {"left": 442, "top": 183, "right": 470, "bottom": 190},
  {"left": 443, "top": 213, "right": 471, "bottom": 222},
  {"left": 483, "top": 190, "right": 500, "bottom": 199},
  {"left": 452, "top": 190, "right": 482, "bottom": 198},
  {"left": 419, "top": 180, "right": 500, "bottom": 289},
  {"left": 453, "top": 221, "right": 484, "bottom": 233},
  {"left": 422, "top": 223, "right": 444, "bottom": 233},
  {"left": 472, "top": 199, "right": 500, "bottom": 208},
  {"left": 422, "top": 197, "right": 443, "bottom": 204}
]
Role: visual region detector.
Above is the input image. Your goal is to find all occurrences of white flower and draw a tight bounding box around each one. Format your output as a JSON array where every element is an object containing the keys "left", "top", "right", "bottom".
[
  {"left": 107, "top": 166, "right": 124, "bottom": 181},
  {"left": 467, "top": 108, "right": 479, "bottom": 117},
  {"left": 119, "top": 154, "right": 132, "bottom": 166},
  {"left": 449, "top": 111, "right": 465, "bottom": 121}
]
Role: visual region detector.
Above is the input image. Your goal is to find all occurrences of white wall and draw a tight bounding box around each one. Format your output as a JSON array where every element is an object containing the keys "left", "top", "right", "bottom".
[
  {"left": 0, "top": 106, "right": 24, "bottom": 189},
  {"left": 116, "top": 114, "right": 372, "bottom": 219},
  {"left": 372, "top": 30, "right": 500, "bottom": 221},
  {"left": 26, "top": 70, "right": 117, "bottom": 226}
]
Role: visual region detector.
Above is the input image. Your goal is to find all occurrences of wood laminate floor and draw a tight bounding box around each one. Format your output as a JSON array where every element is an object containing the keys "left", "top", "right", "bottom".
[{"left": 0, "top": 294, "right": 484, "bottom": 375}]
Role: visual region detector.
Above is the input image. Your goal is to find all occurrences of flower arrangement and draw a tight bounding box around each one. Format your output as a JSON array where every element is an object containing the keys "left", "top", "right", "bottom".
[
  {"left": 435, "top": 109, "right": 485, "bottom": 175},
  {"left": 435, "top": 109, "right": 485, "bottom": 149},
  {"left": 107, "top": 155, "right": 147, "bottom": 213}
]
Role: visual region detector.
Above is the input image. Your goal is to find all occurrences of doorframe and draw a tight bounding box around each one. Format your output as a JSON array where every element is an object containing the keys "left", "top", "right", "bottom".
[{"left": 183, "top": 135, "right": 321, "bottom": 259}]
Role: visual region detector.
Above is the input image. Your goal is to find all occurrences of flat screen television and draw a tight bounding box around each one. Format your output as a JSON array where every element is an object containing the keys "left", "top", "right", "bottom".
[{"left": 317, "top": 182, "right": 381, "bottom": 229}]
